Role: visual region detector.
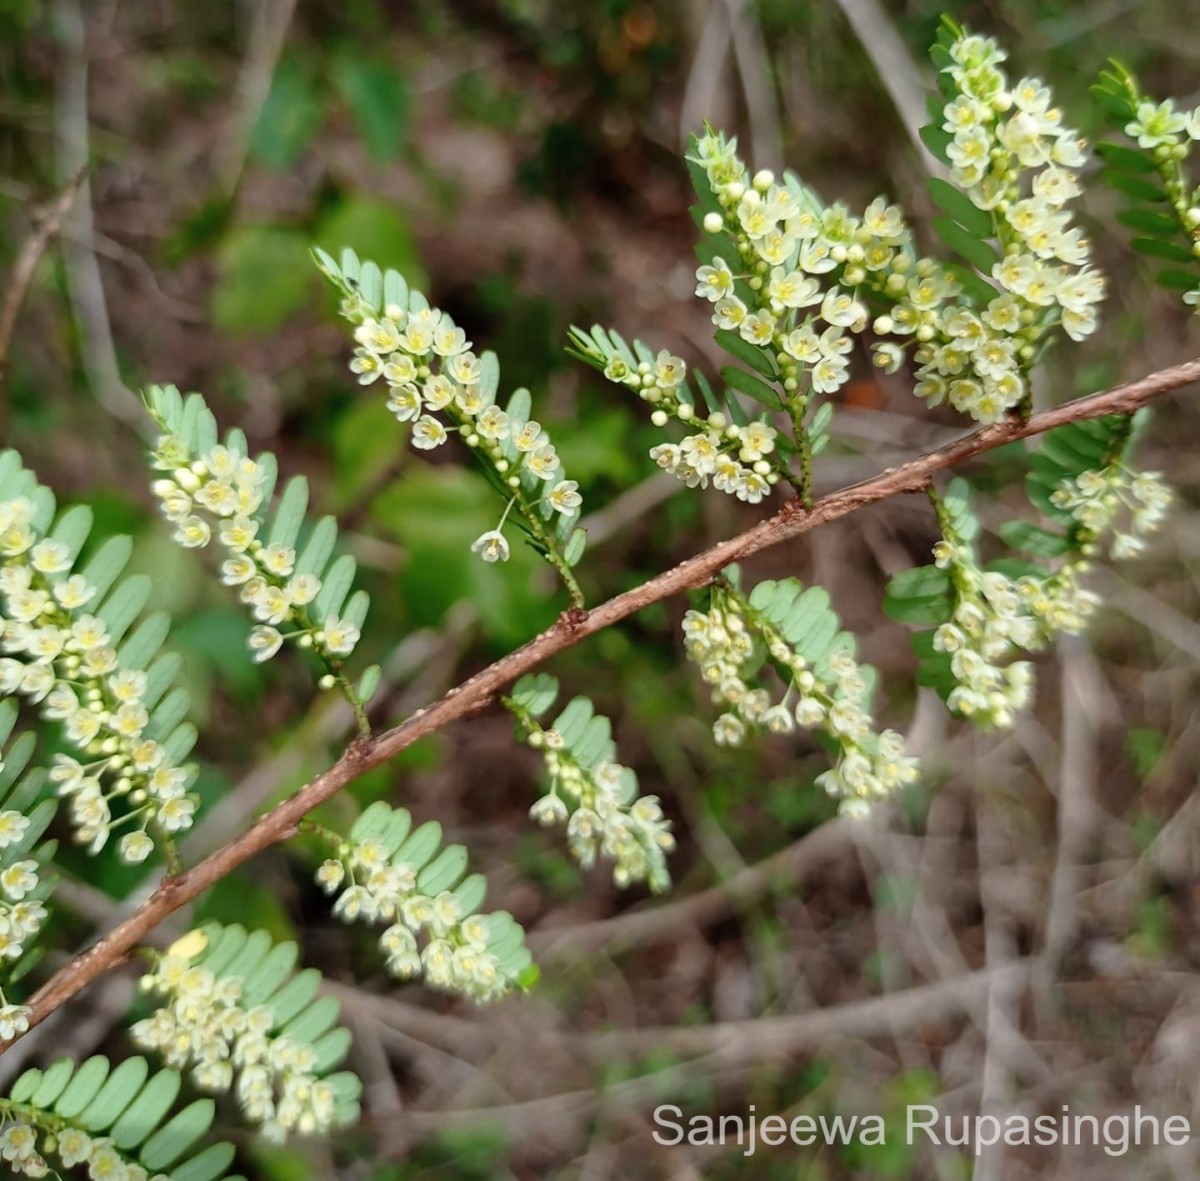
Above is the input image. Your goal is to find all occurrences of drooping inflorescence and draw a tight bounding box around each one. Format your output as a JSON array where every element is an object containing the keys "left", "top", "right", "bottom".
[
  {"left": 0, "top": 702, "right": 54, "bottom": 1042},
  {"left": 507, "top": 674, "right": 676, "bottom": 893},
  {"left": 145, "top": 386, "right": 369, "bottom": 689},
  {"left": 131, "top": 925, "right": 361, "bottom": 1145},
  {"left": 0, "top": 452, "right": 198, "bottom": 865},
  {"left": 313, "top": 248, "right": 587, "bottom": 604},
  {"left": 312, "top": 801, "right": 535, "bottom": 1002},
  {"left": 568, "top": 321, "right": 789, "bottom": 504},
  {"left": 683, "top": 575, "right": 919, "bottom": 817},
  {"left": 886, "top": 418, "right": 1171, "bottom": 729}
]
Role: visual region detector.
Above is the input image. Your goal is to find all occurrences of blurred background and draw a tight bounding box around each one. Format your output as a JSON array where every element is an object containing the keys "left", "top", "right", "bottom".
[{"left": 1, "top": 0, "right": 1199, "bottom": 1177}]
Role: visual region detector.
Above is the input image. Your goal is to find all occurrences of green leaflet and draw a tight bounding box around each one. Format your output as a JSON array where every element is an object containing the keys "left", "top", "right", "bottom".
[
  {"left": 417, "top": 844, "right": 470, "bottom": 894},
  {"left": 932, "top": 215, "right": 1000, "bottom": 277},
  {"left": 1105, "top": 172, "right": 1168, "bottom": 203},
  {"left": 1157, "top": 268, "right": 1200, "bottom": 292},
  {"left": 357, "top": 663, "right": 382, "bottom": 704},
  {"left": 998, "top": 520, "right": 1071, "bottom": 558},
  {"left": 395, "top": 819, "right": 443, "bottom": 871},
  {"left": 1116, "top": 209, "right": 1185, "bottom": 236},
  {"left": 269, "top": 476, "right": 310, "bottom": 550},
  {"left": 1095, "top": 141, "right": 1158, "bottom": 174},
  {"left": 510, "top": 672, "right": 559, "bottom": 718},
  {"left": 721, "top": 364, "right": 783, "bottom": 410},
  {"left": 1, "top": 1055, "right": 239, "bottom": 1180},
  {"left": 563, "top": 527, "right": 588, "bottom": 567},
  {"left": 713, "top": 329, "right": 778, "bottom": 380},
  {"left": 910, "top": 630, "right": 958, "bottom": 699},
  {"left": 746, "top": 578, "right": 847, "bottom": 666},
  {"left": 1131, "top": 236, "right": 1196, "bottom": 264},
  {"left": 919, "top": 123, "right": 953, "bottom": 165},
  {"left": 927, "top": 177, "right": 994, "bottom": 238},
  {"left": 552, "top": 695, "right": 595, "bottom": 747},
  {"left": 883, "top": 566, "right": 953, "bottom": 626}
]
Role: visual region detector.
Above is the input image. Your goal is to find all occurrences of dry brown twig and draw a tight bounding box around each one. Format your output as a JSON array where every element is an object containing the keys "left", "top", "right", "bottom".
[
  {"left": 3, "top": 353, "right": 1199, "bottom": 1053},
  {"left": 0, "top": 168, "right": 88, "bottom": 418}
]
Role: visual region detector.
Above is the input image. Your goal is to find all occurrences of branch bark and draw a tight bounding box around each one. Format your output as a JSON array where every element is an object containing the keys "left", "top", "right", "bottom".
[
  {"left": 6, "top": 353, "right": 1199, "bottom": 1051},
  {"left": 0, "top": 168, "right": 87, "bottom": 425}
]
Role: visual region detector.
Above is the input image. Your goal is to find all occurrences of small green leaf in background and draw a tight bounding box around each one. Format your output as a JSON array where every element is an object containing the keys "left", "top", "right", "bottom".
[
  {"left": 333, "top": 53, "right": 411, "bottom": 162},
  {"left": 212, "top": 225, "right": 316, "bottom": 334},
  {"left": 250, "top": 57, "right": 325, "bottom": 171},
  {"left": 371, "top": 467, "right": 557, "bottom": 648},
  {"left": 1125, "top": 726, "right": 1167, "bottom": 779},
  {"left": 333, "top": 397, "right": 401, "bottom": 506}
]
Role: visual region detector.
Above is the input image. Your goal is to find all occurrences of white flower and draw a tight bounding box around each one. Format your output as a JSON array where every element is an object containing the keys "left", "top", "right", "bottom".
[
  {"left": 249, "top": 625, "right": 283, "bottom": 663},
  {"left": 695, "top": 258, "right": 734, "bottom": 301},
  {"left": 736, "top": 421, "right": 776, "bottom": 463},
  {"left": 0, "top": 810, "right": 31, "bottom": 849},
  {"left": 316, "top": 860, "right": 345, "bottom": 892},
  {"left": 119, "top": 830, "right": 155, "bottom": 864},
  {"left": 654, "top": 350, "right": 687, "bottom": 389},
  {"left": 0, "top": 1003, "right": 29, "bottom": 1040},
  {"left": 546, "top": 480, "right": 582, "bottom": 515},
  {"left": 411, "top": 415, "right": 449, "bottom": 450},
  {"left": 321, "top": 618, "right": 360, "bottom": 656},
  {"left": 470, "top": 530, "right": 510, "bottom": 563},
  {"left": 1125, "top": 99, "right": 1188, "bottom": 149},
  {"left": 529, "top": 794, "right": 569, "bottom": 827},
  {"left": 0, "top": 861, "right": 38, "bottom": 901}
]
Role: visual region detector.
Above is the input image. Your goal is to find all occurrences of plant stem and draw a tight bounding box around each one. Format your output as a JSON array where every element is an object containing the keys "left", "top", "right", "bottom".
[{"left": 8, "top": 353, "right": 1199, "bottom": 1049}]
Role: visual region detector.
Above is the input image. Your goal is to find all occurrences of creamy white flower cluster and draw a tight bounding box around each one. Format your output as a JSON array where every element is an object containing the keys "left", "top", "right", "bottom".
[
  {"left": 691, "top": 132, "right": 870, "bottom": 404},
  {"left": 688, "top": 27, "right": 1103, "bottom": 428},
  {"left": 316, "top": 831, "right": 517, "bottom": 1003},
  {"left": 132, "top": 953, "right": 339, "bottom": 1144},
  {"left": 601, "top": 342, "right": 782, "bottom": 503},
  {"left": 894, "top": 30, "right": 1105, "bottom": 423},
  {"left": 0, "top": 1118, "right": 168, "bottom": 1179},
  {"left": 1052, "top": 465, "right": 1172, "bottom": 559},
  {"left": 932, "top": 461, "right": 1171, "bottom": 726},
  {"left": 682, "top": 593, "right": 918, "bottom": 817},
  {"left": 0, "top": 769, "right": 44, "bottom": 1027},
  {"left": 0, "top": 497, "right": 196, "bottom": 862},
  {"left": 0, "top": 829, "right": 43, "bottom": 1043},
  {"left": 337, "top": 293, "right": 581, "bottom": 564},
  {"left": 930, "top": 535, "right": 1041, "bottom": 727},
  {"left": 517, "top": 711, "right": 675, "bottom": 893},
  {"left": 149, "top": 437, "right": 360, "bottom": 666},
  {"left": 694, "top": 129, "right": 1025, "bottom": 425}
]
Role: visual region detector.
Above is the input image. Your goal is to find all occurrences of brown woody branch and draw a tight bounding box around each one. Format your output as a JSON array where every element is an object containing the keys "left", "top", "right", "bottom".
[
  {"left": 5, "top": 353, "right": 1199, "bottom": 1051},
  {"left": 0, "top": 169, "right": 88, "bottom": 430}
]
